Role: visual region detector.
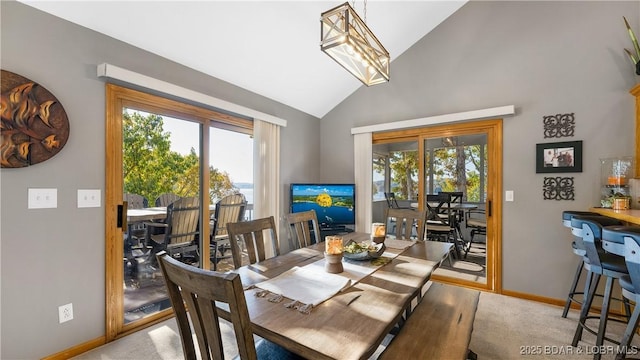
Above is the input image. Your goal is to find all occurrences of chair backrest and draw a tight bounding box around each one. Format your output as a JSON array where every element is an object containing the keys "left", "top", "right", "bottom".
[
  {"left": 155, "top": 251, "right": 258, "bottom": 360},
  {"left": 386, "top": 208, "right": 427, "bottom": 241},
  {"left": 426, "top": 193, "right": 453, "bottom": 225},
  {"left": 571, "top": 215, "right": 622, "bottom": 270},
  {"left": 384, "top": 192, "right": 398, "bottom": 208},
  {"left": 227, "top": 216, "right": 279, "bottom": 269},
  {"left": 155, "top": 193, "right": 181, "bottom": 207},
  {"left": 439, "top": 191, "right": 463, "bottom": 205},
  {"left": 124, "top": 193, "right": 148, "bottom": 209},
  {"left": 211, "top": 193, "right": 247, "bottom": 240},
  {"left": 284, "top": 210, "right": 321, "bottom": 249},
  {"left": 164, "top": 197, "right": 200, "bottom": 249},
  {"left": 624, "top": 236, "right": 640, "bottom": 294}
]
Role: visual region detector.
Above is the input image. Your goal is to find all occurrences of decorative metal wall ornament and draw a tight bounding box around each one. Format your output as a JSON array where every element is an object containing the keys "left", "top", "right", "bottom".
[
  {"left": 543, "top": 113, "right": 575, "bottom": 138},
  {"left": 1, "top": 70, "right": 69, "bottom": 168},
  {"left": 543, "top": 177, "right": 575, "bottom": 200}
]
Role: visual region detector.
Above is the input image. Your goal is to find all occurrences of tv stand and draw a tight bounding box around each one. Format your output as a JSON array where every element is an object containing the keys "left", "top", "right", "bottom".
[{"left": 317, "top": 225, "right": 354, "bottom": 241}]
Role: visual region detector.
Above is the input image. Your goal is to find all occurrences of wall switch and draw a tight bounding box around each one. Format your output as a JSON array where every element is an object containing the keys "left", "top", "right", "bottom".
[
  {"left": 58, "top": 303, "right": 73, "bottom": 323},
  {"left": 28, "top": 188, "right": 58, "bottom": 209},
  {"left": 78, "top": 189, "right": 101, "bottom": 208},
  {"left": 505, "top": 190, "right": 514, "bottom": 202}
]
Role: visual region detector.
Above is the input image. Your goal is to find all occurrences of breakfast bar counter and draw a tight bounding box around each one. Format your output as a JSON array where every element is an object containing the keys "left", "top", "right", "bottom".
[{"left": 590, "top": 207, "right": 640, "bottom": 225}]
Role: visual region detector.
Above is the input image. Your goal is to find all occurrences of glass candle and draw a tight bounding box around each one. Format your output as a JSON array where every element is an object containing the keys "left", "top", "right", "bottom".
[
  {"left": 371, "top": 223, "right": 386, "bottom": 238},
  {"left": 325, "top": 236, "right": 343, "bottom": 255}
]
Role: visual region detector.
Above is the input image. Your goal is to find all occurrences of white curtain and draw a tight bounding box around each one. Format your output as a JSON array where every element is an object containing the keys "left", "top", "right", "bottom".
[
  {"left": 354, "top": 132, "right": 373, "bottom": 233},
  {"left": 253, "top": 119, "right": 281, "bottom": 257}
]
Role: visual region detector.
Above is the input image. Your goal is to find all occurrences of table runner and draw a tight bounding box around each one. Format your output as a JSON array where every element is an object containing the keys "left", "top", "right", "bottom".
[
  {"left": 250, "top": 238, "right": 417, "bottom": 313},
  {"left": 252, "top": 266, "right": 351, "bottom": 308}
]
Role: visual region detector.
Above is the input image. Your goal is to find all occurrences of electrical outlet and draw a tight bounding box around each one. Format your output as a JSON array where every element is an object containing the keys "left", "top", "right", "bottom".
[{"left": 58, "top": 303, "right": 73, "bottom": 323}]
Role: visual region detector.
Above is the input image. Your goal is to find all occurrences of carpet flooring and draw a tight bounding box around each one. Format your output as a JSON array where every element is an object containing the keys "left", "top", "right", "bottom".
[{"left": 73, "top": 284, "right": 640, "bottom": 360}]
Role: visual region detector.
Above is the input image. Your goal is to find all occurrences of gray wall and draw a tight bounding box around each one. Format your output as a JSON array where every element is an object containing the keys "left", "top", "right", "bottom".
[
  {"left": 321, "top": 0, "right": 639, "bottom": 298},
  {"left": 0, "top": 2, "right": 320, "bottom": 358}
]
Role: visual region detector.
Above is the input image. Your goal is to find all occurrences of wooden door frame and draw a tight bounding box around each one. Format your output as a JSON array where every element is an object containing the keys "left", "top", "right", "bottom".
[
  {"left": 105, "top": 84, "right": 252, "bottom": 341},
  {"left": 372, "top": 119, "right": 502, "bottom": 293}
]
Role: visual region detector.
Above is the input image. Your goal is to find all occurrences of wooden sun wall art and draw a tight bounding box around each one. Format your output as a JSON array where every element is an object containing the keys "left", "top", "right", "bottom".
[
  {"left": 543, "top": 177, "right": 575, "bottom": 201},
  {"left": 543, "top": 113, "right": 575, "bottom": 138},
  {"left": 1, "top": 69, "right": 69, "bottom": 168}
]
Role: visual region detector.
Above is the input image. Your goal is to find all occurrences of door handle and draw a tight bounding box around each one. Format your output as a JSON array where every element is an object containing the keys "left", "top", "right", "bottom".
[
  {"left": 118, "top": 201, "right": 128, "bottom": 229},
  {"left": 487, "top": 200, "right": 492, "bottom": 217}
]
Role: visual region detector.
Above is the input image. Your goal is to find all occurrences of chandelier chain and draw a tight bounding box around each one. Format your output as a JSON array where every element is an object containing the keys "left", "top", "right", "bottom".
[{"left": 350, "top": 0, "right": 367, "bottom": 23}]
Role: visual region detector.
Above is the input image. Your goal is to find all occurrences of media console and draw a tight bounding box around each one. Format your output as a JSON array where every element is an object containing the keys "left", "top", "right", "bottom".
[{"left": 317, "top": 225, "right": 354, "bottom": 241}]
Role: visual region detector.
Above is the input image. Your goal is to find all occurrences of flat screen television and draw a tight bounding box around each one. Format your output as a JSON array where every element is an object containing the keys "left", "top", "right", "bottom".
[{"left": 290, "top": 183, "right": 355, "bottom": 229}]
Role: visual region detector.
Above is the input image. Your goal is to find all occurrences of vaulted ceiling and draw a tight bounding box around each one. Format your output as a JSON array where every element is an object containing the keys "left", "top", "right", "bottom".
[{"left": 19, "top": 1, "right": 467, "bottom": 118}]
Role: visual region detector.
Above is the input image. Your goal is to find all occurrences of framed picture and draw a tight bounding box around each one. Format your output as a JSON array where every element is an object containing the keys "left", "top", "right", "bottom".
[{"left": 536, "top": 140, "right": 582, "bottom": 173}]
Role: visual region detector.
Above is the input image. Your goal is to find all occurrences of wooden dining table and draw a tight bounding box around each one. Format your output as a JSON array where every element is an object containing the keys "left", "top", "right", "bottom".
[{"left": 225, "top": 232, "right": 453, "bottom": 360}]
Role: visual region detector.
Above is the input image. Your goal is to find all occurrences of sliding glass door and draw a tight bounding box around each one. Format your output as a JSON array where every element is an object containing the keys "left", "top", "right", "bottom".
[
  {"left": 372, "top": 119, "right": 502, "bottom": 291},
  {"left": 105, "top": 84, "right": 253, "bottom": 340}
]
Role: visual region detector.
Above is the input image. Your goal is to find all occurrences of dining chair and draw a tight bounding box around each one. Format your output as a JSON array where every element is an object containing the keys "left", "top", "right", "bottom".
[
  {"left": 154, "top": 192, "right": 181, "bottom": 207},
  {"left": 210, "top": 193, "right": 247, "bottom": 270},
  {"left": 385, "top": 208, "right": 426, "bottom": 241},
  {"left": 227, "top": 216, "right": 280, "bottom": 269},
  {"left": 384, "top": 192, "right": 411, "bottom": 209},
  {"left": 124, "top": 193, "right": 148, "bottom": 209},
  {"left": 465, "top": 208, "right": 487, "bottom": 258},
  {"left": 144, "top": 196, "right": 200, "bottom": 265},
  {"left": 123, "top": 193, "right": 150, "bottom": 254},
  {"left": 284, "top": 209, "right": 321, "bottom": 249},
  {"left": 155, "top": 251, "right": 303, "bottom": 360},
  {"left": 426, "top": 193, "right": 461, "bottom": 258}
]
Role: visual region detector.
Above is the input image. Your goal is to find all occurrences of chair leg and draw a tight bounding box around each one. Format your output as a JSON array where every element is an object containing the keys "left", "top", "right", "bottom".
[
  {"left": 573, "top": 272, "right": 601, "bottom": 346},
  {"left": 562, "top": 259, "right": 585, "bottom": 318},
  {"left": 465, "top": 230, "right": 476, "bottom": 259},
  {"left": 615, "top": 302, "right": 640, "bottom": 360},
  {"left": 594, "top": 276, "right": 615, "bottom": 360}
]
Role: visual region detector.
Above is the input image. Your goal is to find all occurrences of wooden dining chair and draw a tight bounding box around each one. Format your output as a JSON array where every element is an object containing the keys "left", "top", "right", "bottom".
[
  {"left": 385, "top": 208, "right": 426, "bottom": 241},
  {"left": 155, "top": 251, "right": 302, "bottom": 360},
  {"left": 284, "top": 210, "right": 321, "bottom": 249},
  {"left": 227, "top": 216, "right": 280, "bottom": 269}
]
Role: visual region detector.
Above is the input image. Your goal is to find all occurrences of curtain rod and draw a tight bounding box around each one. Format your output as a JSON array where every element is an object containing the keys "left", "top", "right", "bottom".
[
  {"left": 351, "top": 105, "right": 515, "bottom": 134},
  {"left": 96, "top": 63, "right": 287, "bottom": 127}
]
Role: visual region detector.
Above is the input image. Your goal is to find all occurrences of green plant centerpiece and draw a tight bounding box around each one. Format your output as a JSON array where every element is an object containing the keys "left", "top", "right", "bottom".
[{"left": 624, "top": 16, "right": 640, "bottom": 76}]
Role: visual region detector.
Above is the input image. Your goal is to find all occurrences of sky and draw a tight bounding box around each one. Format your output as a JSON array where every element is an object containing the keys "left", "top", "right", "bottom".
[{"left": 162, "top": 116, "right": 253, "bottom": 184}]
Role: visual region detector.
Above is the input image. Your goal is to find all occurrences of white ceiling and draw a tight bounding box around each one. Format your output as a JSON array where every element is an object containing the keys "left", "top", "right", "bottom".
[{"left": 19, "top": 1, "right": 466, "bottom": 118}]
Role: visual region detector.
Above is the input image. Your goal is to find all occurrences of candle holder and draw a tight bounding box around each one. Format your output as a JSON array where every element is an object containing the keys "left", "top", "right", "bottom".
[
  {"left": 371, "top": 222, "right": 386, "bottom": 244},
  {"left": 324, "top": 252, "right": 344, "bottom": 273},
  {"left": 324, "top": 235, "right": 344, "bottom": 273}
]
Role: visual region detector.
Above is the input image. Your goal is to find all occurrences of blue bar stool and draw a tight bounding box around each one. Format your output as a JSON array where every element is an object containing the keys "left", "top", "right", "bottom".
[
  {"left": 601, "top": 225, "right": 640, "bottom": 360},
  {"left": 562, "top": 211, "right": 601, "bottom": 318},
  {"left": 570, "top": 215, "right": 626, "bottom": 359}
]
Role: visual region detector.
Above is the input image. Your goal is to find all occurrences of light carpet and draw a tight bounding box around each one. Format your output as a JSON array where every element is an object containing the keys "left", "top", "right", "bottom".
[{"left": 73, "top": 288, "right": 640, "bottom": 360}]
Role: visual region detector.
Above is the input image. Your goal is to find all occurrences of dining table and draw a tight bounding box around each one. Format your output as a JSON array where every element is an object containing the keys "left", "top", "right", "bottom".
[{"left": 224, "top": 232, "right": 453, "bottom": 360}]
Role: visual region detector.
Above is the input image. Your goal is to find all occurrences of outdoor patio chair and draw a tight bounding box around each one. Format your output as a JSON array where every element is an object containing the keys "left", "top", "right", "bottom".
[{"left": 210, "top": 193, "right": 247, "bottom": 270}]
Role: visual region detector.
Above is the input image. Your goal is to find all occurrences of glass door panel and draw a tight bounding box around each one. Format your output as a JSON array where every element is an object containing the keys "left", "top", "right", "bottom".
[
  {"left": 208, "top": 127, "right": 253, "bottom": 271},
  {"left": 425, "top": 134, "right": 488, "bottom": 285},
  {"left": 122, "top": 109, "right": 201, "bottom": 324}
]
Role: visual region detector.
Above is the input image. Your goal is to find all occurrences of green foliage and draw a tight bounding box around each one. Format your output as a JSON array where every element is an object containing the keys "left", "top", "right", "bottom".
[
  {"left": 388, "top": 151, "right": 418, "bottom": 200},
  {"left": 123, "top": 111, "right": 237, "bottom": 204}
]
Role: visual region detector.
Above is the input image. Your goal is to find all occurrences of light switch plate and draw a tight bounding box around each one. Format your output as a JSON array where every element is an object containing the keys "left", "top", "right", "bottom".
[
  {"left": 505, "top": 190, "right": 514, "bottom": 202},
  {"left": 28, "top": 188, "right": 57, "bottom": 209},
  {"left": 77, "top": 189, "right": 101, "bottom": 208}
]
